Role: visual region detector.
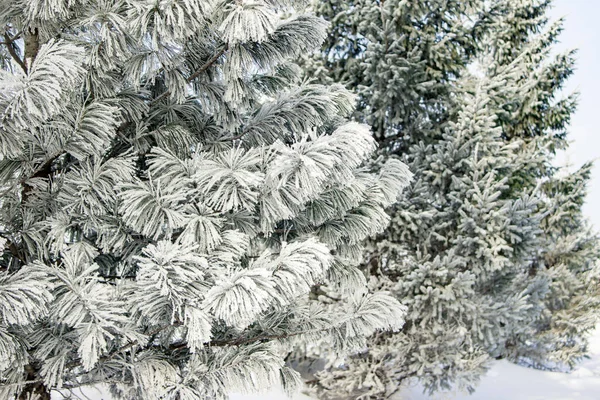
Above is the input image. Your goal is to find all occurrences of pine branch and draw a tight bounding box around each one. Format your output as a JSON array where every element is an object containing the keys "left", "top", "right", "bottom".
[
  {"left": 65, "top": 324, "right": 181, "bottom": 370},
  {"left": 66, "top": 324, "right": 313, "bottom": 375},
  {"left": 187, "top": 44, "right": 229, "bottom": 82},
  {"left": 0, "top": 151, "right": 66, "bottom": 200},
  {"left": 21, "top": 151, "right": 66, "bottom": 201},
  {"left": 171, "top": 329, "right": 312, "bottom": 350},
  {"left": 152, "top": 44, "right": 229, "bottom": 104}
]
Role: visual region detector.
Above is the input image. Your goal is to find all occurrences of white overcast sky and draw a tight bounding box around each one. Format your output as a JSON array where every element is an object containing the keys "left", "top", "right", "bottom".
[{"left": 550, "top": 0, "right": 600, "bottom": 227}]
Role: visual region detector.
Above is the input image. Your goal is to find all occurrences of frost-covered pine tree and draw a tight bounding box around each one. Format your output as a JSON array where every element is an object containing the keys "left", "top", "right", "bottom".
[
  {"left": 0, "top": 1, "right": 413, "bottom": 399},
  {"left": 304, "top": 0, "right": 600, "bottom": 398}
]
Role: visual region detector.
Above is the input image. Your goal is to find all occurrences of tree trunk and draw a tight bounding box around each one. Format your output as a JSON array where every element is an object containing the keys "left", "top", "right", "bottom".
[{"left": 24, "top": 27, "right": 40, "bottom": 67}]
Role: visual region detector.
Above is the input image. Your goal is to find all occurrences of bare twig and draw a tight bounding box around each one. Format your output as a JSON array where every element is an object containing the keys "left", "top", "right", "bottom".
[
  {"left": 0, "top": 30, "right": 22, "bottom": 45},
  {"left": 187, "top": 44, "right": 229, "bottom": 82},
  {"left": 224, "top": 129, "right": 249, "bottom": 142}
]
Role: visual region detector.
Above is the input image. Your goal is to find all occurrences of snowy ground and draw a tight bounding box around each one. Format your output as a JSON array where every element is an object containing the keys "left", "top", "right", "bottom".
[{"left": 55, "top": 328, "right": 600, "bottom": 400}]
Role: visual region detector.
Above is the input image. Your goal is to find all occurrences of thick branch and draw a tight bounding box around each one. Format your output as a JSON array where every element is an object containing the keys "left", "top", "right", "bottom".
[
  {"left": 23, "top": 27, "right": 40, "bottom": 67},
  {"left": 167, "top": 329, "right": 312, "bottom": 353},
  {"left": 64, "top": 323, "right": 179, "bottom": 370},
  {"left": 19, "top": 363, "right": 50, "bottom": 400},
  {"left": 66, "top": 324, "right": 312, "bottom": 376},
  {"left": 224, "top": 129, "right": 249, "bottom": 142},
  {"left": 2, "top": 32, "right": 27, "bottom": 73},
  {"left": 0, "top": 30, "right": 22, "bottom": 44}
]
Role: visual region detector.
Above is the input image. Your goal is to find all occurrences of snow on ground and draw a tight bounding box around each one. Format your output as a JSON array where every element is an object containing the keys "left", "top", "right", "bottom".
[
  {"left": 54, "top": 328, "right": 600, "bottom": 400},
  {"left": 229, "top": 391, "right": 314, "bottom": 400}
]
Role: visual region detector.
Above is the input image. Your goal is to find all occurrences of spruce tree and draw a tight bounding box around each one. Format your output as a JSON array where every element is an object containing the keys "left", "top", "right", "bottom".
[
  {"left": 0, "top": 1, "right": 412, "bottom": 399},
  {"left": 306, "top": 0, "right": 488, "bottom": 148},
  {"left": 483, "top": 0, "right": 600, "bottom": 369},
  {"left": 305, "top": 0, "right": 600, "bottom": 398}
]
